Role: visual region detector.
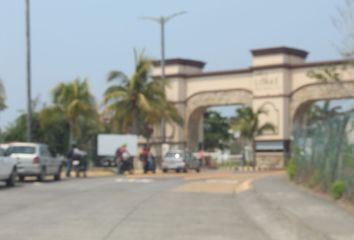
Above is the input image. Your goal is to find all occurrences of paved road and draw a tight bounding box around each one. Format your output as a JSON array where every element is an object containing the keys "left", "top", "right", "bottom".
[{"left": 0, "top": 171, "right": 353, "bottom": 240}]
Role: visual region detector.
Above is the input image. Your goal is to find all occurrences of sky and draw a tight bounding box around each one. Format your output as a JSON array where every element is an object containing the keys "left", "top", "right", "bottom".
[{"left": 0, "top": 0, "right": 347, "bottom": 128}]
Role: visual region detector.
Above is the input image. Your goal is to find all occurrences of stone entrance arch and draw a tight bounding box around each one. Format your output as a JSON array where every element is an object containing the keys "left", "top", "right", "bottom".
[
  {"left": 186, "top": 89, "right": 253, "bottom": 149},
  {"left": 291, "top": 82, "right": 354, "bottom": 129},
  {"left": 150, "top": 46, "right": 354, "bottom": 168}
]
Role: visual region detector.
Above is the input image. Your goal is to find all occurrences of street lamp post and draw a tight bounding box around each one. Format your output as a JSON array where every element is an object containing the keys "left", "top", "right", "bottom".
[
  {"left": 25, "top": 0, "right": 32, "bottom": 142},
  {"left": 141, "top": 11, "right": 186, "bottom": 144}
]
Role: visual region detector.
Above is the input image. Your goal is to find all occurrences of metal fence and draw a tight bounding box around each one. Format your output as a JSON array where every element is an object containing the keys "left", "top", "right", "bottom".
[{"left": 292, "top": 111, "right": 354, "bottom": 199}]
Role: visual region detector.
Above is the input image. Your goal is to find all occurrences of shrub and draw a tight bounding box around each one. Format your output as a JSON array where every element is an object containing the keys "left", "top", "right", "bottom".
[
  {"left": 287, "top": 158, "right": 297, "bottom": 180},
  {"left": 331, "top": 180, "right": 346, "bottom": 200},
  {"left": 308, "top": 170, "right": 321, "bottom": 188}
]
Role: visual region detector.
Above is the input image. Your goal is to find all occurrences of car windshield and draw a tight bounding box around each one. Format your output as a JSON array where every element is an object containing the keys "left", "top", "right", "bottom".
[
  {"left": 6, "top": 146, "right": 36, "bottom": 155},
  {"left": 165, "top": 152, "right": 184, "bottom": 158}
]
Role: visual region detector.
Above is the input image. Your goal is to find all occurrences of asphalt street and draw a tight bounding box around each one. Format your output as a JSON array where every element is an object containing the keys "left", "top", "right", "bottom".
[{"left": 0, "top": 171, "right": 353, "bottom": 240}]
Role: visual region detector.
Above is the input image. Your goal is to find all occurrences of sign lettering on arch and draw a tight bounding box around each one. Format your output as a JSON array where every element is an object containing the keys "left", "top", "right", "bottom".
[{"left": 254, "top": 72, "right": 281, "bottom": 91}]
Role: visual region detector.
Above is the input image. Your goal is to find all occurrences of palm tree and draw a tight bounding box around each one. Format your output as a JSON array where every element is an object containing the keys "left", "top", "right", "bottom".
[
  {"left": 103, "top": 52, "right": 182, "bottom": 136},
  {"left": 306, "top": 101, "right": 341, "bottom": 126},
  {"left": 52, "top": 78, "right": 97, "bottom": 144},
  {"left": 230, "top": 107, "right": 275, "bottom": 167},
  {"left": 0, "top": 78, "right": 7, "bottom": 111}
]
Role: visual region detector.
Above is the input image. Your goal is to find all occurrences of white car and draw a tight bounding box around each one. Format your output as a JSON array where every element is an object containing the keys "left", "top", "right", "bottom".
[
  {"left": 6, "top": 142, "right": 63, "bottom": 182},
  {"left": 0, "top": 148, "right": 17, "bottom": 187},
  {"left": 162, "top": 150, "right": 201, "bottom": 173}
]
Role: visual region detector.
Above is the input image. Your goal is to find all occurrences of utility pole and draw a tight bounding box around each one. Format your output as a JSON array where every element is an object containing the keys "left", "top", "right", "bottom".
[
  {"left": 25, "top": 0, "right": 32, "bottom": 142},
  {"left": 141, "top": 11, "right": 186, "bottom": 144}
]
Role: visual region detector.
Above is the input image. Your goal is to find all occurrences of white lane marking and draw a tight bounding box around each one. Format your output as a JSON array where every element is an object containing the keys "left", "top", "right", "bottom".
[
  {"left": 115, "top": 178, "right": 154, "bottom": 184},
  {"left": 205, "top": 179, "right": 239, "bottom": 184}
]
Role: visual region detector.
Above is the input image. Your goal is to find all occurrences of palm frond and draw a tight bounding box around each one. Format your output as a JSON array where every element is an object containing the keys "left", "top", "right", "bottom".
[{"left": 107, "top": 71, "right": 129, "bottom": 83}]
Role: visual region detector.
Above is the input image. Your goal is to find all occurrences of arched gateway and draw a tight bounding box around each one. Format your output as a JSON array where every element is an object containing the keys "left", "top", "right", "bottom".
[{"left": 149, "top": 47, "right": 354, "bottom": 168}]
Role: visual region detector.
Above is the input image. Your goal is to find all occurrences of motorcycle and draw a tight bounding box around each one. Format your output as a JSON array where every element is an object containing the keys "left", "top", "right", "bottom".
[
  {"left": 117, "top": 152, "right": 134, "bottom": 175},
  {"left": 72, "top": 156, "right": 88, "bottom": 178},
  {"left": 142, "top": 154, "right": 156, "bottom": 174}
]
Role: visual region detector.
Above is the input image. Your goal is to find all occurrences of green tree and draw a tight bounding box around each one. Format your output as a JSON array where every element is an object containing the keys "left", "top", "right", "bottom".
[
  {"left": 2, "top": 107, "right": 70, "bottom": 155},
  {"left": 230, "top": 107, "right": 275, "bottom": 166},
  {"left": 3, "top": 113, "right": 30, "bottom": 142},
  {"left": 306, "top": 101, "right": 341, "bottom": 126},
  {"left": 103, "top": 52, "right": 182, "bottom": 136},
  {"left": 52, "top": 78, "right": 97, "bottom": 144},
  {"left": 0, "top": 78, "right": 6, "bottom": 111},
  {"left": 38, "top": 106, "right": 70, "bottom": 154},
  {"left": 203, "top": 111, "right": 230, "bottom": 151}
]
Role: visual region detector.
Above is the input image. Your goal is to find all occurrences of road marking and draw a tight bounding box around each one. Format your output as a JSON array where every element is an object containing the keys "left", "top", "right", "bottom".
[
  {"left": 115, "top": 178, "right": 154, "bottom": 184},
  {"left": 234, "top": 179, "right": 252, "bottom": 193},
  {"left": 205, "top": 179, "right": 239, "bottom": 184}
]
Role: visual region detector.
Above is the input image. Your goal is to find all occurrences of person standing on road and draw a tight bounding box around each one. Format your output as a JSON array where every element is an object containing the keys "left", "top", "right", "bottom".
[
  {"left": 198, "top": 148, "right": 205, "bottom": 167},
  {"left": 66, "top": 144, "right": 76, "bottom": 177}
]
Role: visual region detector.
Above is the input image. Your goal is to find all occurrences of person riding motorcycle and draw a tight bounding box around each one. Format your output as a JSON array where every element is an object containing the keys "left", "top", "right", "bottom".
[
  {"left": 67, "top": 144, "right": 88, "bottom": 178},
  {"left": 140, "top": 145, "right": 156, "bottom": 174},
  {"left": 116, "top": 143, "right": 133, "bottom": 175}
]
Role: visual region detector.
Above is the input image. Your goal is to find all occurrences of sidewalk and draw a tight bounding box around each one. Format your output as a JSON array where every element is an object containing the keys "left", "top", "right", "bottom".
[{"left": 245, "top": 173, "right": 354, "bottom": 240}]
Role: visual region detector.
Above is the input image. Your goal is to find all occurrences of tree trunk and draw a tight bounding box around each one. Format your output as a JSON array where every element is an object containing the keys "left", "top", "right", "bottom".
[
  {"left": 69, "top": 122, "right": 75, "bottom": 146},
  {"left": 252, "top": 140, "right": 256, "bottom": 169},
  {"left": 132, "top": 108, "right": 138, "bottom": 135}
]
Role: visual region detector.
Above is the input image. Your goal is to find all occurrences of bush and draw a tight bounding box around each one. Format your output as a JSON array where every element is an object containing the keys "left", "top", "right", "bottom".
[
  {"left": 287, "top": 158, "right": 297, "bottom": 180},
  {"left": 331, "top": 180, "right": 346, "bottom": 200},
  {"left": 308, "top": 170, "right": 320, "bottom": 188}
]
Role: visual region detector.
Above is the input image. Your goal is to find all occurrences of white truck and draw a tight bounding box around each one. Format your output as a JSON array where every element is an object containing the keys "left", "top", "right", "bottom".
[{"left": 0, "top": 147, "right": 17, "bottom": 187}]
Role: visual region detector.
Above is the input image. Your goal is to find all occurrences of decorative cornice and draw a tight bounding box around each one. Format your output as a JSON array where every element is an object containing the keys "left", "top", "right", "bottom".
[
  {"left": 291, "top": 59, "right": 349, "bottom": 69},
  {"left": 152, "top": 58, "right": 206, "bottom": 69},
  {"left": 157, "top": 59, "right": 349, "bottom": 79},
  {"left": 253, "top": 94, "right": 290, "bottom": 99},
  {"left": 251, "top": 46, "right": 309, "bottom": 59},
  {"left": 290, "top": 80, "right": 354, "bottom": 97},
  {"left": 185, "top": 88, "right": 253, "bottom": 103}
]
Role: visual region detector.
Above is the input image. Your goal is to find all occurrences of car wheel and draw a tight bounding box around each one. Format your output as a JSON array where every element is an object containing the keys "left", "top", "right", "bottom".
[
  {"left": 54, "top": 165, "right": 62, "bottom": 181},
  {"left": 19, "top": 175, "right": 25, "bottom": 182},
  {"left": 75, "top": 168, "right": 80, "bottom": 178},
  {"left": 163, "top": 169, "right": 167, "bottom": 173},
  {"left": 176, "top": 169, "right": 180, "bottom": 173},
  {"left": 196, "top": 168, "right": 200, "bottom": 173},
  {"left": 37, "top": 168, "right": 46, "bottom": 182},
  {"left": 6, "top": 168, "right": 17, "bottom": 187},
  {"left": 183, "top": 168, "right": 188, "bottom": 173}
]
